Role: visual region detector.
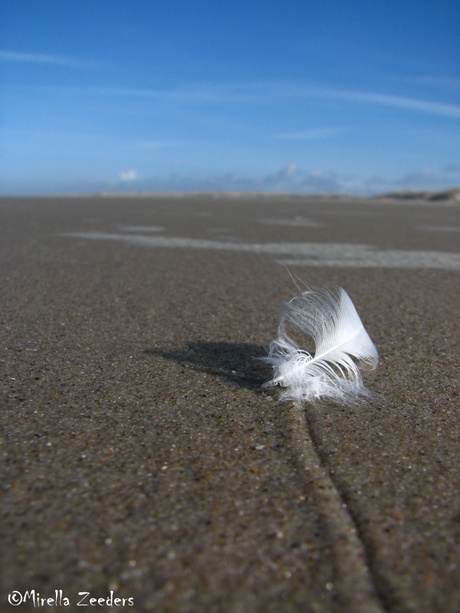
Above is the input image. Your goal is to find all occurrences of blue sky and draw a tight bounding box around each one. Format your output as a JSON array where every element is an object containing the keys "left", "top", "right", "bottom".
[{"left": 1, "top": 0, "right": 459, "bottom": 195}]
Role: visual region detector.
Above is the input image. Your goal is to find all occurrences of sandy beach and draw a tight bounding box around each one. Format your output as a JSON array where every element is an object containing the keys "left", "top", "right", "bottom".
[{"left": 2, "top": 194, "right": 460, "bottom": 612}]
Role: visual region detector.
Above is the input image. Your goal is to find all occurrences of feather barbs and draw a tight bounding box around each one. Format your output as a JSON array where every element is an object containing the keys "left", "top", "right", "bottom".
[{"left": 263, "top": 284, "right": 378, "bottom": 405}]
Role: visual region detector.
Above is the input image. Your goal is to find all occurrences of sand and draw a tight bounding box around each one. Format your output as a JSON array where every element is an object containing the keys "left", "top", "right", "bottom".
[{"left": 1, "top": 194, "right": 459, "bottom": 612}]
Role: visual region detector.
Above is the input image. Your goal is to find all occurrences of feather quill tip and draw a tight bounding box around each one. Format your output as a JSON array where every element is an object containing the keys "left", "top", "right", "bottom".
[{"left": 263, "top": 284, "right": 378, "bottom": 405}]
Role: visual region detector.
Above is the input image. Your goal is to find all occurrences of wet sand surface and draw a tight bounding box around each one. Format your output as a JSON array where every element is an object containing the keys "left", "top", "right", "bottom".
[{"left": 1, "top": 195, "right": 459, "bottom": 612}]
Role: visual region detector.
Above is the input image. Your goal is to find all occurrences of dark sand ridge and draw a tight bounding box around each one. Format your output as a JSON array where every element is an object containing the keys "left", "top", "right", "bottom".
[{"left": 2, "top": 195, "right": 459, "bottom": 612}]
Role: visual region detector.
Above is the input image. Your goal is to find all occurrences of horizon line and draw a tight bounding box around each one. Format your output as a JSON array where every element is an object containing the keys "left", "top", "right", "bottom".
[{"left": 1, "top": 187, "right": 459, "bottom": 201}]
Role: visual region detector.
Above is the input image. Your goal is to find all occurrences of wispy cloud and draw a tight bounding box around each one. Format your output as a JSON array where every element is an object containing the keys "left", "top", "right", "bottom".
[
  {"left": 245, "top": 81, "right": 460, "bottom": 119},
  {"left": 71, "top": 85, "right": 223, "bottom": 102},
  {"left": 274, "top": 127, "right": 347, "bottom": 140},
  {"left": 0, "top": 50, "right": 83, "bottom": 67},
  {"left": 404, "top": 75, "right": 460, "bottom": 90},
  {"left": 8, "top": 77, "right": 460, "bottom": 120},
  {"left": 89, "top": 81, "right": 460, "bottom": 119},
  {"left": 315, "top": 87, "right": 460, "bottom": 119},
  {"left": 136, "top": 140, "right": 188, "bottom": 149}
]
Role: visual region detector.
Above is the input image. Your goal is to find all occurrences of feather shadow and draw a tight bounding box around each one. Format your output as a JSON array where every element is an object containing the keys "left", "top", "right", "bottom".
[{"left": 144, "top": 342, "right": 271, "bottom": 391}]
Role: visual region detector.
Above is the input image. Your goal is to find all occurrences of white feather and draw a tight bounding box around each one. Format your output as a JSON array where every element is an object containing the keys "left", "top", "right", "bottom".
[{"left": 263, "top": 284, "right": 378, "bottom": 404}]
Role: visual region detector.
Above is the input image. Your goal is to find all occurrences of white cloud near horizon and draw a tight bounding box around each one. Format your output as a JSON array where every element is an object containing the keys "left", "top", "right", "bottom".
[
  {"left": 3, "top": 162, "right": 458, "bottom": 196},
  {"left": 119, "top": 170, "right": 139, "bottom": 182},
  {"left": 106, "top": 163, "right": 460, "bottom": 196}
]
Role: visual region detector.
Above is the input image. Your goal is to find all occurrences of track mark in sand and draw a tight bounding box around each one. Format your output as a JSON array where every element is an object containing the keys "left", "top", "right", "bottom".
[{"left": 284, "top": 403, "right": 386, "bottom": 612}]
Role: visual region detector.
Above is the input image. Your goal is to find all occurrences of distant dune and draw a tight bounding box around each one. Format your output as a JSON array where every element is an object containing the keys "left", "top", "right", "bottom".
[{"left": 377, "top": 188, "right": 460, "bottom": 202}]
